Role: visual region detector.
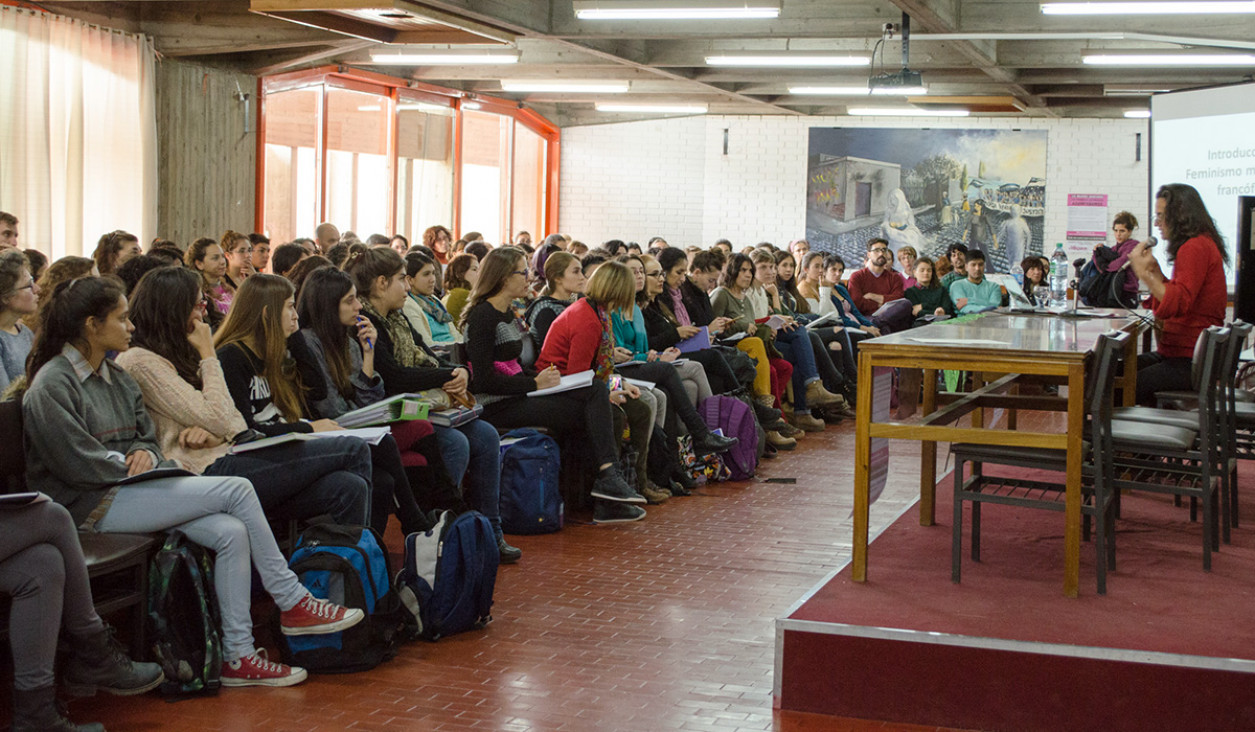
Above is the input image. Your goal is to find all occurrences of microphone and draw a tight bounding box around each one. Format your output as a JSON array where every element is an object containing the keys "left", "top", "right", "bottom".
[
  {"left": 1072, "top": 257, "right": 1087, "bottom": 276},
  {"left": 1144, "top": 236, "right": 1157, "bottom": 249}
]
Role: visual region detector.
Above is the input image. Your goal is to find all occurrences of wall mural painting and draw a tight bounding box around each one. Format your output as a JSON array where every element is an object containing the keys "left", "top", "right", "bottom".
[{"left": 806, "top": 127, "right": 1048, "bottom": 273}]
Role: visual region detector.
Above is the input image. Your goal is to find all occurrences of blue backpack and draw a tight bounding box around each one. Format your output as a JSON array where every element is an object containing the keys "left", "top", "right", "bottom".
[
  {"left": 699, "top": 395, "right": 759, "bottom": 481},
  {"left": 279, "top": 525, "right": 412, "bottom": 673},
  {"left": 498, "top": 428, "right": 563, "bottom": 535},
  {"left": 396, "top": 510, "right": 498, "bottom": 641}
]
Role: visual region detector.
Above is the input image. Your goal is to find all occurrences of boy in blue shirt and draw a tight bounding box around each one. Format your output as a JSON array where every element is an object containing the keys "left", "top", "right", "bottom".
[{"left": 948, "top": 249, "right": 1002, "bottom": 314}]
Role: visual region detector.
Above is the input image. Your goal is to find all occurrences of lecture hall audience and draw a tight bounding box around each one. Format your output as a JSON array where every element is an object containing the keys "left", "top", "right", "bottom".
[{"left": 8, "top": 199, "right": 1231, "bottom": 722}]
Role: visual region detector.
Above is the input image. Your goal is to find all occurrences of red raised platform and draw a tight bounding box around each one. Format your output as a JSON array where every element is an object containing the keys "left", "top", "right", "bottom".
[{"left": 775, "top": 465, "right": 1255, "bottom": 732}]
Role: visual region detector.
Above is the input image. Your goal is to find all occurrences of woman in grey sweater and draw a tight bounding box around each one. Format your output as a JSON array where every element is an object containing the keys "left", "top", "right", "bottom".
[{"left": 22, "top": 276, "right": 363, "bottom": 689}]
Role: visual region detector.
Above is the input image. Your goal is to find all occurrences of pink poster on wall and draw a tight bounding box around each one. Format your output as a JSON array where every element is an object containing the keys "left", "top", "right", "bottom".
[{"left": 1066, "top": 193, "right": 1109, "bottom": 238}]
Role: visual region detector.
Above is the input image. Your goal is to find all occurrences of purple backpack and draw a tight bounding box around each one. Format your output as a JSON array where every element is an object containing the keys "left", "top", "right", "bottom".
[{"left": 699, "top": 395, "right": 759, "bottom": 481}]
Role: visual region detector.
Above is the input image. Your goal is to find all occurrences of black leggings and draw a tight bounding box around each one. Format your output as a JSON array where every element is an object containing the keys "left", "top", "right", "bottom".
[
  {"left": 687, "top": 348, "right": 740, "bottom": 394},
  {"left": 483, "top": 381, "right": 619, "bottom": 469},
  {"left": 619, "top": 360, "right": 709, "bottom": 437},
  {"left": 1136, "top": 352, "right": 1194, "bottom": 406}
]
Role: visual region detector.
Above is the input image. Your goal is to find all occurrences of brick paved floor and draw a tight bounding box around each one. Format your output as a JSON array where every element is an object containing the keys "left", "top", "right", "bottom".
[{"left": 66, "top": 415, "right": 976, "bottom": 731}]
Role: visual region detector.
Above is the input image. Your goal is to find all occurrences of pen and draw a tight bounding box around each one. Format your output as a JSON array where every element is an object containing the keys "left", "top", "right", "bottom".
[{"left": 357, "top": 315, "right": 373, "bottom": 349}]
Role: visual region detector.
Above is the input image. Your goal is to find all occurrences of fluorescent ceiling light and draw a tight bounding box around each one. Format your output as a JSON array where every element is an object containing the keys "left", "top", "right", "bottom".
[
  {"left": 596, "top": 102, "right": 708, "bottom": 113},
  {"left": 847, "top": 107, "right": 970, "bottom": 117},
  {"left": 1083, "top": 53, "right": 1255, "bottom": 65},
  {"left": 1124, "top": 109, "right": 1152, "bottom": 118},
  {"left": 706, "top": 54, "right": 870, "bottom": 67},
  {"left": 788, "top": 86, "right": 928, "bottom": 96},
  {"left": 1104, "top": 87, "right": 1172, "bottom": 95},
  {"left": 789, "top": 86, "right": 872, "bottom": 95},
  {"left": 574, "top": 1, "right": 780, "bottom": 20},
  {"left": 369, "top": 50, "right": 519, "bottom": 65},
  {"left": 500, "top": 80, "right": 631, "bottom": 93},
  {"left": 1043, "top": 2, "right": 1255, "bottom": 14}
]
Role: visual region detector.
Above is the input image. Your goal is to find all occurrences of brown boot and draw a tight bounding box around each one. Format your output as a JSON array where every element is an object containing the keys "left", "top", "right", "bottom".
[
  {"left": 805, "top": 380, "right": 846, "bottom": 408},
  {"left": 766, "top": 430, "right": 797, "bottom": 450},
  {"left": 789, "top": 410, "right": 827, "bottom": 432},
  {"left": 640, "top": 481, "right": 671, "bottom": 504}
]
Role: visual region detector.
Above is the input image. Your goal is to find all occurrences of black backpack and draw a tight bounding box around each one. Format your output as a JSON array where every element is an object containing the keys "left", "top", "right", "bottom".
[
  {"left": 147, "top": 531, "right": 222, "bottom": 696},
  {"left": 1078, "top": 249, "right": 1138, "bottom": 308},
  {"left": 276, "top": 524, "right": 415, "bottom": 673}
]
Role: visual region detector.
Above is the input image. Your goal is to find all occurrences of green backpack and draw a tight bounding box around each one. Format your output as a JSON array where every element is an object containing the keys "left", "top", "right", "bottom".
[{"left": 147, "top": 531, "right": 222, "bottom": 696}]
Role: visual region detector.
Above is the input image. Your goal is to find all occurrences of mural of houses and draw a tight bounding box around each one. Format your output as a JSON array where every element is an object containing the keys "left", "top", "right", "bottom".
[{"left": 807, "top": 155, "right": 901, "bottom": 224}]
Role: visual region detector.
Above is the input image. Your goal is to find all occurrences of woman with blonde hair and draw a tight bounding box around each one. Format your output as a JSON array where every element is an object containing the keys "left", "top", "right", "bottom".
[{"left": 536, "top": 261, "right": 671, "bottom": 507}]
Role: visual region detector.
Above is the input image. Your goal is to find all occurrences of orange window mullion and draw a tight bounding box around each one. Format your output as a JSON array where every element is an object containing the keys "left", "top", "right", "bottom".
[
  {"left": 452, "top": 103, "right": 465, "bottom": 238},
  {"left": 254, "top": 77, "right": 266, "bottom": 233}
]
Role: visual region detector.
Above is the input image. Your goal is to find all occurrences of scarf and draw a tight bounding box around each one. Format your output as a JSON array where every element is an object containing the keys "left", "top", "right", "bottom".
[
  {"left": 590, "top": 299, "right": 615, "bottom": 382},
  {"left": 414, "top": 293, "right": 453, "bottom": 325},
  {"left": 667, "top": 287, "right": 691, "bottom": 327},
  {"left": 361, "top": 300, "right": 438, "bottom": 369}
]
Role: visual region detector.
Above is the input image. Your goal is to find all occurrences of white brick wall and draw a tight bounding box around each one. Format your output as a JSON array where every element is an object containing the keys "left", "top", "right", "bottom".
[{"left": 559, "top": 114, "right": 1150, "bottom": 249}]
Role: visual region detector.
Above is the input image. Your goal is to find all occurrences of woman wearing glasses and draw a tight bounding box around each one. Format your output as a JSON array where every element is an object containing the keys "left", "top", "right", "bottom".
[
  {"left": 461, "top": 247, "right": 645, "bottom": 511},
  {"left": 1128, "top": 184, "right": 1228, "bottom": 405},
  {"left": 0, "top": 249, "right": 38, "bottom": 393}
]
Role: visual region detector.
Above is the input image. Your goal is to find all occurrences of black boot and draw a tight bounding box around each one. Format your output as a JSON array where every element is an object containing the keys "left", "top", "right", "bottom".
[
  {"left": 692, "top": 430, "right": 738, "bottom": 456},
  {"left": 495, "top": 532, "right": 522, "bottom": 564},
  {"left": 62, "top": 627, "right": 164, "bottom": 697},
  {"left": 12, "top": 686, "right": 105, "bottom": 732}
]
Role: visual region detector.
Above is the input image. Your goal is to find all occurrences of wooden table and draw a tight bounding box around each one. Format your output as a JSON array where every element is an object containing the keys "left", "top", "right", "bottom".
[{"left": 850, "top": 311, "right": 1143, "bottom": 597}]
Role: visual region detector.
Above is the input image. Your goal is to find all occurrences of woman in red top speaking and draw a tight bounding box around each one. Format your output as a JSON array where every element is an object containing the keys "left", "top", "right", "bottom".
[{"left": 1129, "top": 183, "right": 1228, "bottom": 405}]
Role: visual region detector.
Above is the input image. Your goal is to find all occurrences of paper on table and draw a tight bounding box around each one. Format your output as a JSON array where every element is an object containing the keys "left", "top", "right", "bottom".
[
  {"left": 528, "top": 369, "right": 594, "bottom": 397},
  {"left": 907, "top": 337, "right": 1010, "bottom": 346}
]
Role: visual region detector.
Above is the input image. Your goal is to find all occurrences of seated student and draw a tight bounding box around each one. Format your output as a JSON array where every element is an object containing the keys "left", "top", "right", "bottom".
[
  {"left": 680, "top": 251, "right": 791, "bottom": 418},
  {"left": 1, "top": 249, "right": 38, "bottom": 394},
  {"left": 441, "top": 253, "right": 479, "bottom": 325},
  {"left": 185, "top": 237, "right": 230, "bottom": 329},
  {"left": 461, "top": 246, "right": 646, "bottom": 516},
  {"left": 642, "top": 249, "right": 742, "bottom": 396},
  {"left": 1021, "top": 256, "right": 1047, "bottom": 306},
  {"left": 117, "top": 267, "right": 375, "bottom": 531},
  {"left": 904, "top": 256, "right": 955, "bottom": 320},
  {"left": 401, "top": 251, "right": 462, "bottom": 347},
  {"left": 3, "top": 499, "right": 164, "bottom": 731},
  {"left": 91, "top": 230, "right": 141, "bottom": 277},
  {"left": 524, "top": 251, "right": 584, "bottom": 352},
  {"left": 23, "top": 276, "right": 361, "bottom": 688},
  {"left": 332, "top": 252, "right": 518, "bottom": 561},
  {"left": 212, "top": 274, "right": 424, "bottom": 541},
  {"left": 268, "top": 241, "right": 309, "bottom": 279},
  {"left": 897, "top": 246, "right": 918, "bottom": 289},
  {"left": 940, "top": 243, "right": 968, "bottom": 289},
  {"left": 740, "top": 251, "right": 846, "bottom": 431},
  {"left": 221, "top": 230, "right": 255, "bottom": 290},
  {"left": 614, "top": 254, "right": 715, "bottom": 407},
  {"left": 773, "top": 249, "right": 858, "bottom": 404},
  {"left": 948, "top": 249, "right": 1002, "bottom": 314},
  {"left": 535, "top": 261, "right": 671, "bottom": 510},
  {"left": 846, "top": 239, "right": 914, "bottom": 333}
]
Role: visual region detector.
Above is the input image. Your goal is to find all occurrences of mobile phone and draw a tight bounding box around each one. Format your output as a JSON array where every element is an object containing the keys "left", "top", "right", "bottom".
[{"left": 609, "top": 375, "right": 623, "bottom": 391}]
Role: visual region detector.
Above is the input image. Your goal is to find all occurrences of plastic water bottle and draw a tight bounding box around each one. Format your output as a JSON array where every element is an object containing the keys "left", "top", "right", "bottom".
[
  {"left": 1049, "top": 243, "right": 1069, "bottom": 307},
  {"left": 1010, "top": 262, "right": 1024, "bottom": 287}
]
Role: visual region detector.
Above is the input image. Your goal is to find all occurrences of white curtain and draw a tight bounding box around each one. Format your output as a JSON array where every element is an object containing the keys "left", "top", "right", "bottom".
[{"left": 0, "top": 6, "right": 157, "bottom": 260}]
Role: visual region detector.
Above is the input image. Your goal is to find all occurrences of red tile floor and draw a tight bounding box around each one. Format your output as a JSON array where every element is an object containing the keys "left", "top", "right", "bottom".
[{"left": 65, "top": 418, "right": 975, "bottom": 732}]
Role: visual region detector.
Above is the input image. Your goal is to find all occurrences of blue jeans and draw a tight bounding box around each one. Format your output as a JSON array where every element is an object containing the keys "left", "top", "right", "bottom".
[
  {"left": 205, "top": 435, "right": 373, "bottom": 528},
  {"left": 774, "top": 326, "right": 821, "bottom": 409},
  {"left": 434, "top": 420, "right": 502, "bottom": 531}
]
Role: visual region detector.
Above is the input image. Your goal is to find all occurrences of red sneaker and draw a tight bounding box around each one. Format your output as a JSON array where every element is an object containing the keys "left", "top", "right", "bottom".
[
  {"left": 279, "top": 594, "right": 365, "bottom": 636},
  {"left": 221, "top": 650, "right": 307, "bottom": 688}
]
